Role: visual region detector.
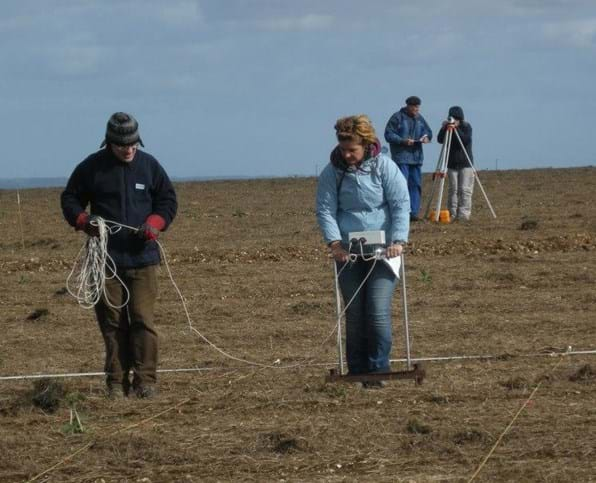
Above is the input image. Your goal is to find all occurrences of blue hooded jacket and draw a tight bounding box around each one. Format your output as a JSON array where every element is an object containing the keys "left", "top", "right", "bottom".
[
  {"left": 384, "top": 107, "right": 433, "bottom": 165},
  {"left": 316, "top": 151, "right": 410, "bottom": 247}
]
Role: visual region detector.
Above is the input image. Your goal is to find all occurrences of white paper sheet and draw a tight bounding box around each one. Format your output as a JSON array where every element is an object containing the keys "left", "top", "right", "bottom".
[{"left": 383, "top": 255, "right": 402, "bottom": 279}]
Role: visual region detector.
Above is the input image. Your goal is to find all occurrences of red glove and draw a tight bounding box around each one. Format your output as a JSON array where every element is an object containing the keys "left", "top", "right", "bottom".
[
  {"left": 75, "top": 212, "right": 99, "bottom": 237},
  {"left": 137, "top": 214, "right": 166, "bottom": 241}
]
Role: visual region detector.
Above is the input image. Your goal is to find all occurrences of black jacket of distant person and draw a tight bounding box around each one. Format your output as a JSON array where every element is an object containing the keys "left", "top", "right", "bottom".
[
  {"left": 61, "top": 147, "right": 177, "bottom": 268},
  {"left": 437, "top": 121, "right": 473, "bottom": 170}
]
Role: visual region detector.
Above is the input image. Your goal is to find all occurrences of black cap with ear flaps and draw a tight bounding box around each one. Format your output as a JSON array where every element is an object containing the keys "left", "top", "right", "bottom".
[{"left": 100, "top": 112, "right": 145, "bottom": 148}]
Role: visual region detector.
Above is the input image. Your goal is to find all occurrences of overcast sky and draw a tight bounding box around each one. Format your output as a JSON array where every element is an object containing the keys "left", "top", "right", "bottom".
[{"left": 1, "top": 0, "right": 595, "bottom": 179}]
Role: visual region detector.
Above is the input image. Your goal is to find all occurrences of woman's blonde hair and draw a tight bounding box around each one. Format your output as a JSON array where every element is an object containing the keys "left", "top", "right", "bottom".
[{"left": 334, "top": 115, "right": 377, "bottom": 145}]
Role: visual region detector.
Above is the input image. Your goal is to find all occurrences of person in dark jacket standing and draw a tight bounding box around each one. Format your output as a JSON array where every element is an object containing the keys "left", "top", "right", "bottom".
[
  {"left": 61, "top": 112, "right": 177, "bottom": 399},
  {"left": 437, "top": 106, "right": 474, "bottom": 221},
  {"left": 384, "top": 96, "right": 433, "bottom": 221}
]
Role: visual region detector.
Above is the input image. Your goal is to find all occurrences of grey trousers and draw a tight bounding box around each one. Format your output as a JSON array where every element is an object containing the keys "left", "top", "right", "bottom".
[
  {"left": 448, "top": 167, "right": 474, "bottom": 220},
  {"left": 94, "top": 264, "right": 159, "bottom": 389}
]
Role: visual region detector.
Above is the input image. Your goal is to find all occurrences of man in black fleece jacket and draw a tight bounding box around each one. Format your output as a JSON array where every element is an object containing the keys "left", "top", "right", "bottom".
[{"left": 61, "top": 112, "right": 177, "bottom": 399}]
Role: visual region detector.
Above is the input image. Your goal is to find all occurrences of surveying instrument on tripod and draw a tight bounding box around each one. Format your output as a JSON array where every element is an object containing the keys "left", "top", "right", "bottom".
[
  {"left": 424, "top": 113, "right": 496, "bottom": 222},
  {"left": 326, "top": 231, "right": 425, "bottom": 385}
]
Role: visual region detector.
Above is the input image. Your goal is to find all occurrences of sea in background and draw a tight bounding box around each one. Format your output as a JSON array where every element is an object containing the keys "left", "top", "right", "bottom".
[
  {"left": 0, "top": 176, "right": 265, "bottom": 190},
  {"left": 2, "top": 165, "right": 593, "bottom": 190}
]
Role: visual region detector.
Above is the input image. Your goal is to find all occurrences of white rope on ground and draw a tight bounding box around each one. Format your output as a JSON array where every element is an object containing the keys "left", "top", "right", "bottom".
[
  {"left": 26, "top": 397, "right": 193, "bottom": 483},
  {"left": 0, "top": 367, "right": 220, "bottom": 381},
  {"left": 64, "top": 217, "right": 340, "bottom": 371},
  {"left": 2, "top": 349, "right": 594, "bottom": 381},
  {"left": 61, "top": 218, "right": 397, "bottom": 373},
  {"left": 467, "top": 356, "right": 565, "bottom": 482},
  {"left": 156, "top": 237, "right": 308, "bottom": 369},
  {"left": 45, "top": 216, "right": 596, "bottom": 380},
  {"left": 26, "top": 360, "right": 271, "bottom": 483}
]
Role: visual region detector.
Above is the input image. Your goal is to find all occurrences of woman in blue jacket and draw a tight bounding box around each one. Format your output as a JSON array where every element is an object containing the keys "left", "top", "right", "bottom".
[{"left": 316, "top": 115, "right": 410, "bottom": 382}]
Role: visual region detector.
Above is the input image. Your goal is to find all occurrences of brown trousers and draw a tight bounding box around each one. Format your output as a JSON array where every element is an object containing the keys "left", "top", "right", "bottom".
[{"left": 94, "top": 264, "right": 158, "bottom": 389}]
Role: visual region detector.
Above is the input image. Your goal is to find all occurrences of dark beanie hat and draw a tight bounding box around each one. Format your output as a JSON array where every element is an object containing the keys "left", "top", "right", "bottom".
[
  {"left": 405, "top": 96, "right": 421, "bottom": 106},
  {"left": 448, "top": 106, "right": 464, "bottom": 120},
  {"left": 100, "top": 112, "right": 144, "bottom": 148}
]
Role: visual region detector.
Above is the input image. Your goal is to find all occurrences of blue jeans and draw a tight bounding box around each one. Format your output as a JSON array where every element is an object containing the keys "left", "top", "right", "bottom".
[
  {"left": 397, "top": 164, "right": 422, "bottom": 217},
  {"left": 337, "top": 258, "right": 397, "bottom": 374}
]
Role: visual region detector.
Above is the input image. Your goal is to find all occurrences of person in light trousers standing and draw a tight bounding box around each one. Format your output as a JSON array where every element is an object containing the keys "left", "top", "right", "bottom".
[{"left": 437, "top": 106, "right": 474, "bottom": 221}]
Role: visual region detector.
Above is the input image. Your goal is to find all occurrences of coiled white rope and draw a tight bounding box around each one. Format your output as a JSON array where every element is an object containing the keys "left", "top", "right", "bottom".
[{"left": 66, "top": 217, "right": 130, "bottom": 309}]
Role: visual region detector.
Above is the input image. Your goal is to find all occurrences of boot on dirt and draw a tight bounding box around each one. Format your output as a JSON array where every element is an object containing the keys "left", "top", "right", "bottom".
[
  {"left": 135, "top": 385, "right": 158, "bottom": 399},
  {"left": 107, "top": 384, "right": 127, "bottom": 400}
]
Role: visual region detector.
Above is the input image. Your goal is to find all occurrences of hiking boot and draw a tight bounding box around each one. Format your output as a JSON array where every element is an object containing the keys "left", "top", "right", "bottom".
[
  {"left": 122, "top": 380, "right": 132, "bottom": 397},
  {"left": 107, "top": 384, "right": 127, "bottom": 400},
  {"left": 135, "top": 385, "right": 158, "bottom": 399}
]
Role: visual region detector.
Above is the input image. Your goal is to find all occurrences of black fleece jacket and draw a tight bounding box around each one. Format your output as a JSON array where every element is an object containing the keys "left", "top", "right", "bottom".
[
  {"left": 437, "top": 121, "right": 474, "bottom": 170},
  {"left": 61, "top": 148, "right": 177, "bottom": 268}
]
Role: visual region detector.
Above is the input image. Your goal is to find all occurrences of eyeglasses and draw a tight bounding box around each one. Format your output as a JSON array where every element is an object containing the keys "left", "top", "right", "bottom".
[{"left": 113, "top": 143, "right": 139, "bottom": 151}]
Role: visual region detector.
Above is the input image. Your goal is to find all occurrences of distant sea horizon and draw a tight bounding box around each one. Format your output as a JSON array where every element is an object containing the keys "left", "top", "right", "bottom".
[
  {"left": 1, "top": 165, "right": 593, "bottom": 190},
  {"left": 0, "top": 175, "right": 281, "bottom": 190}
]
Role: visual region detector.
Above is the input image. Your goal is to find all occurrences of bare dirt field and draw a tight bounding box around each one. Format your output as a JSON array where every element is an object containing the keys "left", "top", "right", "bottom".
[{"left": 1, "top": 167, "right": 595, "bottom": 482}]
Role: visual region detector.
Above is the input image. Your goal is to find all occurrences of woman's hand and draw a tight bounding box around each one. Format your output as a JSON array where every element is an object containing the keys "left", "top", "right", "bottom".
[
  {"left": 385, "top": 243, "right": 404, "bottom": 259},
  {"left": 329, "top": 241, "right": 349, "bottom": 263}
]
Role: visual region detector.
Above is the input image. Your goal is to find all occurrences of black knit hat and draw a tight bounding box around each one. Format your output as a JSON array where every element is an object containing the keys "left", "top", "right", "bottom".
[
  {"left": 100, "top": 112, "right": 144, "bottom": 148},
  {"left": 405, "top": 96, "right": 421, "bottom": 106},
  {"left": 448, "top": 106, "right": 464, "bottom": 121}
]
